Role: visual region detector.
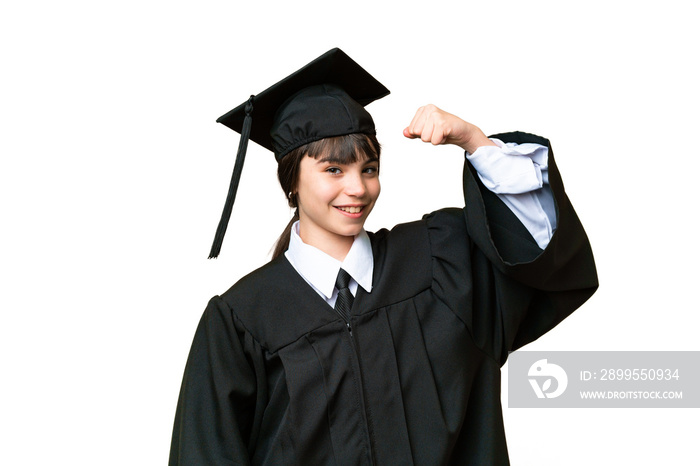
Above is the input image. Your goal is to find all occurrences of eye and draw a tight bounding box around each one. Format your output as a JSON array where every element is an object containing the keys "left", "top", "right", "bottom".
[
  {"left": 325, "top": 166, "right": 342, "bottom": 175},
  {"left": 363, "top": 165, "right": 379, "bottom": 175}
]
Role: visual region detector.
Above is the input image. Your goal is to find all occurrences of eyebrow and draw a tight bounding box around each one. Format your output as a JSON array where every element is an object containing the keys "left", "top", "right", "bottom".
[{"left": 316, "top": 154, "right": 379, "bottom": 164}]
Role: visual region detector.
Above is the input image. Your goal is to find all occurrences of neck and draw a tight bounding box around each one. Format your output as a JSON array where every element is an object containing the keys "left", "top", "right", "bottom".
[{"left": 298, "top": 224, "right": 354, "bottom": 262}]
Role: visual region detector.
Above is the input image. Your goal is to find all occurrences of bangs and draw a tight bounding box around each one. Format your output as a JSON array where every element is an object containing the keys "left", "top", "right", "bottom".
[{"left": 306, "top": 133, "right": 381, "bottom": 165}]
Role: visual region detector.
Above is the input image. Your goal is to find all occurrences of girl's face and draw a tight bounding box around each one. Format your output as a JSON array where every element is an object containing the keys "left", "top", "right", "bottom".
[{"left": 296, "top": 152, "right": 380, "bottom": 256}]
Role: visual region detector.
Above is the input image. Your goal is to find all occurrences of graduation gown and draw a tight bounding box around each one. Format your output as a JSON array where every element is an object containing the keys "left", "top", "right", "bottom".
[{"left": 169, "top": 132, "right": 598, "bottom": 465}]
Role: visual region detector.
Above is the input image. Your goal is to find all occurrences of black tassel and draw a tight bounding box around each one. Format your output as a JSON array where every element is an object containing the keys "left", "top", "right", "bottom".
[{"left": 208, "top": 95, "right": 254, "bottom": 259}]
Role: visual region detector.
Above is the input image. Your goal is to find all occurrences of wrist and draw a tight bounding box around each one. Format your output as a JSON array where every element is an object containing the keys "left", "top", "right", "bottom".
[{"left": 460, "top": 127, "right": 496, "bottom": 154}]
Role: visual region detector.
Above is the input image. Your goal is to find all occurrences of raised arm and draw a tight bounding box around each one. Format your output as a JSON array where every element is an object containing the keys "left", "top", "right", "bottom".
[
  {"left": 403, "top": 104, "right": 555, "bottom": 249},
  {"left": 404, "top": 106, "right": 597, "bottom": 359}
]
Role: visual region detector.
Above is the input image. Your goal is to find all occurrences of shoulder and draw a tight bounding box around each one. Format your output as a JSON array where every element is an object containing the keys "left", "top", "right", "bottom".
[
  {"left": 218, "top": 254, "right": 298, "bottom": 327},
  {"left": 368, "top": 208, "right": 468, "bottom": 264},
  {"left": 369, "top": 207, "right": 465, "bottom": 250},
  {"left": 359, "top": 208, "right": 469, "bottom": 309},
  {"left": 216, "top": 256, "right": 339, "bottom": 352},
  {"left": 219, "top": 255, "right": 293, "bottom": 308}
]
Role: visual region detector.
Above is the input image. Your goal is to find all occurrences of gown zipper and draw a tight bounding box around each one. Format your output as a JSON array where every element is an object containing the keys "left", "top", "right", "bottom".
[{"left": 330, "top": 297, "right": 375, "bottom": 464}]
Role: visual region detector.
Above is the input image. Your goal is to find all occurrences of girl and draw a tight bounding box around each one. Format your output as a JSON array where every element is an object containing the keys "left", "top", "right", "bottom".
[{"left": 169, "top": 48, "right": 597, "bottom": 465}]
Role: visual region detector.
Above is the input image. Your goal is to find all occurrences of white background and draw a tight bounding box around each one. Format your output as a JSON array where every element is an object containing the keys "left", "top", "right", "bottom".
[{"left": 2, "top": 0, "right": 698, "bottom": 464}]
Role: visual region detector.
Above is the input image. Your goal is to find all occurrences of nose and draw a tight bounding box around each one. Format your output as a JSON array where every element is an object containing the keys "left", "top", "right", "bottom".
[{"left": 344, "top": 172, "right": 367, "bottom": 198}]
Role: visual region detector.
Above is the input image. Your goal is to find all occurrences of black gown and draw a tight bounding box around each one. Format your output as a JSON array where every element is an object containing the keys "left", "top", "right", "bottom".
[{"left": 169, "top": 132, "right": 598, "bottom": 465}]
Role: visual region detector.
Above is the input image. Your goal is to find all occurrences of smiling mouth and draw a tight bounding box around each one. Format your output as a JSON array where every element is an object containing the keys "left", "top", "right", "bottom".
[{"left": 335, "top": 206, "right": 364, "bottom": 214}]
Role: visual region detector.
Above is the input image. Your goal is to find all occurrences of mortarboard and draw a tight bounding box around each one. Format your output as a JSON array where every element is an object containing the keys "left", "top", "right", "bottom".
[{"left": 209, "top": 48, "right": 390, "bottom": 258}]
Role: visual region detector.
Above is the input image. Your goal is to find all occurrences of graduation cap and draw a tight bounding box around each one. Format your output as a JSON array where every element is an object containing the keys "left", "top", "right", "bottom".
[{"left": 209, "top": 47, "right": 390, "bottom": 258}]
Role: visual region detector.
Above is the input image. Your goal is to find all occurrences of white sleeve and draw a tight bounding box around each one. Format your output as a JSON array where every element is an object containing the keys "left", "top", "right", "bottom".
[{"left": 466, "top": 139, "right": 556, "bottom": 249}]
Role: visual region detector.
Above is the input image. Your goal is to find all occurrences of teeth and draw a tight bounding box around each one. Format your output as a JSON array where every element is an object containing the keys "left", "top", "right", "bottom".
[{"left": 338, "top": 206, "right": 362, "bottom": 214}]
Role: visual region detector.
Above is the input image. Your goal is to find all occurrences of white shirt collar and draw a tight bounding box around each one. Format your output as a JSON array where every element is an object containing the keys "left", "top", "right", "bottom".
[{"left": 285, "top": 221, "right": 374, "bottom": 300}]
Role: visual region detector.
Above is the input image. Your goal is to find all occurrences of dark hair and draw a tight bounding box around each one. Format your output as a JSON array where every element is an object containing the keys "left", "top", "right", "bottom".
[{"left": 271, "top": 133, "right": 381, "bottom": 259}]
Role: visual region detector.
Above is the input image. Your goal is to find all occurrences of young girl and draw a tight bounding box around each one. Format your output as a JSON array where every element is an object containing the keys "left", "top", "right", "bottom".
[{"left": 169, "top": 48, "right": 597, "bottom": 465}]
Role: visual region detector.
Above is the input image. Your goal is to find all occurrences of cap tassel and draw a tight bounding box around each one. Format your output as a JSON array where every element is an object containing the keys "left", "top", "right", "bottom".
[{"left": 208, "top": 95, "right": 255, "bottom": 259}]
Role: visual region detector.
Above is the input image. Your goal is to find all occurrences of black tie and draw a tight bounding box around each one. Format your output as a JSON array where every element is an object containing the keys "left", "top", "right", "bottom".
[{"left": 334, "top": 268, "right": 354, "bottom": 323}]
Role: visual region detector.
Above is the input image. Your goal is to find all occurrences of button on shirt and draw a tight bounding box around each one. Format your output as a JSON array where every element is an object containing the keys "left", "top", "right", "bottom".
[{"left": 286, "top": 141, "right": 554, "bottom": 307}]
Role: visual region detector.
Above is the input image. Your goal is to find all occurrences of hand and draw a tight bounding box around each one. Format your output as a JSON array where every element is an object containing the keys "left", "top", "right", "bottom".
[{"left": 403, "top": 104, "right": 496, "bottom": 154}]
